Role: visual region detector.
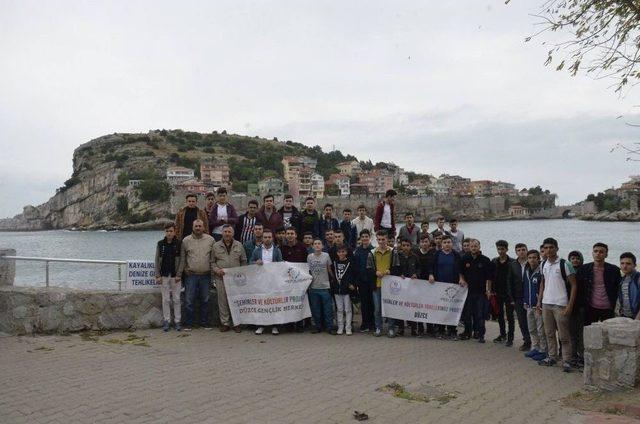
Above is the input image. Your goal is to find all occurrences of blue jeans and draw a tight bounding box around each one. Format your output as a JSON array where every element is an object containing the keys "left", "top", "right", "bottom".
[
  {"left": 185, "top": 273, "right": 211, "bottom": 327},
  {"left": 309, "top": 288, "right": 333, "bottom": 331},
  {"left": 372, "top": 288, "right": 383, "bottom": 331}
]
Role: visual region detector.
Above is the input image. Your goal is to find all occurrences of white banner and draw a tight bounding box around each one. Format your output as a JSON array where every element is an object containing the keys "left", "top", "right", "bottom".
[
  {"left": 381, "top": 276, "right": 468, "bottom": 326},
  {"left": 223, "top": 262, "right": 312, "bottom": 325},
  {"left": 125, "top": 260, "right": 160, "bottom": 290}
]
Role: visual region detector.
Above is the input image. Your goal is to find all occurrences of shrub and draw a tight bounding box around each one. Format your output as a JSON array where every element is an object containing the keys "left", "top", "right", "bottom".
[
  {"left": 116, "top": 195, "right": 128, "bottom": 215},
  {"left": 138, "top": 179, "right": 170, "bottom": 202},
  {"left": 117, "top": 172, "right": 129, "bottom": 187}
]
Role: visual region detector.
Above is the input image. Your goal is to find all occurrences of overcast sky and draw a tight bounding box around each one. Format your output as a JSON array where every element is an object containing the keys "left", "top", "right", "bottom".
[{"left": 1, "top": 0, "right": 639, "bottom": 218}]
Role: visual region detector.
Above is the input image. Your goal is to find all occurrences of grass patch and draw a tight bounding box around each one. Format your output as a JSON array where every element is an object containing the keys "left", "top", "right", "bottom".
[{"left": 377, "top": 382, "right": 458, "bottom": 405}]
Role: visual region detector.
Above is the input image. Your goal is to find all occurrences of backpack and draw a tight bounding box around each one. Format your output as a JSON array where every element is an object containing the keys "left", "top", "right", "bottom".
[{"left": 541, "top": 258, "right": 570, "bottom": 296}]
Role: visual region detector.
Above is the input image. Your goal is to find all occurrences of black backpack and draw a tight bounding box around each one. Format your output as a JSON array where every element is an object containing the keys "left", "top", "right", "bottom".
[{"left": 541, "top": 258, "right": 570, "bottom": 295}]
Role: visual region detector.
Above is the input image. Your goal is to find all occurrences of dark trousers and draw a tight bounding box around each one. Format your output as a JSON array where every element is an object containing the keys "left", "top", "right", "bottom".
[
  {"left": 496, "top": 295, "right": 515, "bottom": 340},
  {"left": 570, "top": 306, "right": 585, "bottom": 359},
  {"left": 184, "top": 273, "right": 211, "bottom": 327},
  {"left": 408, "top": 321, "right": 424, "bottom": 334},
  {"left": 585, "top": 305, "right": 614, "bottom": 326},
  {"left": 467, "top": 293, "right": 488, "bottom": 338},
  {"left": 462, "top": 296, "right": 473, "bottom": 335},
  {"left": 514, "top": 299, "right": 531, "bottom": 345},
  {"left": 357, "top": 281, "right": 375, "bottom": 330}
]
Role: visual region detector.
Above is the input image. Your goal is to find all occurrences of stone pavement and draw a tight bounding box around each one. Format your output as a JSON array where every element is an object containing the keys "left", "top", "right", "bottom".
[{"left": 0, "top": 321, "right": 635, "bottom": 424}]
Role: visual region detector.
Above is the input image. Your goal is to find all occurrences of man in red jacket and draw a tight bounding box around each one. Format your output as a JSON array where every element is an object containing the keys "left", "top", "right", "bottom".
[
  {"left": 374, "top": 189, "right": 397, "bottom": 240},
  {"left": 256, "top": 194, "right": 283, "bottom": 234}
]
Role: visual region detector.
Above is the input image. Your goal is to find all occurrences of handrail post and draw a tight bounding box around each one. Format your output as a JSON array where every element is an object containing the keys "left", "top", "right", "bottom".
[
  {"left": 118, "top": 264, "right": 122, "bottom": 291},
  {"left": 45, "top": 260, "right": 50, "bottom": 288}
]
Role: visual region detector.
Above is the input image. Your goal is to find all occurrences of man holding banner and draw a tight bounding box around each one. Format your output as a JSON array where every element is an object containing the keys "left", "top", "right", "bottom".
[{"left": 250, "top": 229, "right": 283, "bottom": 335}]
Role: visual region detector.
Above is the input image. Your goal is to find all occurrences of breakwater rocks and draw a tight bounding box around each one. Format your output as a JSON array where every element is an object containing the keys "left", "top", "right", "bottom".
[{"left": 580, "top": 210, "right": 640, "bottom": 222}]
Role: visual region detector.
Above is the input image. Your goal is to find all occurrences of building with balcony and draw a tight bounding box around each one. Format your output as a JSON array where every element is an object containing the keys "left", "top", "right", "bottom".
[
  {"left": 200, "top": 160, "right": 230, "bottom": 188},
  {"left": 166, "top": 166, "right": 195, "bottom": 185}
]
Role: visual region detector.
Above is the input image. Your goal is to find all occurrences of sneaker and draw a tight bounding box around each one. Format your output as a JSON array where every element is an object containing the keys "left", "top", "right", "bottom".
[
  {"left": 255, "top": 327, "right": 264, "bottom": 335},
  {"left": 519, "top": 343, "right": 532, "bottom": 352},
  {"left": 202, "top": 326, "right": 213, "bottom": 330},
  {"left": 493, "top": 335, "right": 506, "bottom": 343},
  {"left": 271, "top": 327, "right": 279, "bottom": 335},
  {"left": 478, "top": 337, "right": 485, "bottom": 343},
  {"left": 328, "top": 329, "right": 337, "bottom": 335},
  {"left": 562, "top": 362, "right": 572, "bottom": 373},
  {"left": 387, "top": 329, "right": 396, "bottom": 338},
  {"left": 162, "top": 321, "right": 170, "bottom": 332},
  {"left": 397, "top": 329, "right": 405, "bottom": 337},
  {"left": 346, "top": 329, "right": 353, "bottom": 336},
  {"left": 505, "top": 339, "right": 513, "bottom": 347},
  {"left": 337, "top": 328, "right": 344, "bottom": 335},
  {"left": 458, "top": 332, "right": 471, "bottom": 340},
  {"left": 538, "top": 357, "right": 557, "bottom": 367},
  {"left": 472, "top": 332, "right": 479, "bottom": 339},
  {"left": 360, "top": 328, "right": 370, "bottom": 333},
  {"left": 233, "top": 326, "right": 242, "bottom": 333},
  {"left": 524, "top": 349, "right": 541, "bottom": 358},
  {"left": 374, "top": 329, "right": 382, "bottom": 337},
  {"left": 531, "top": 352, "right": 548, "bottom": 362},
  {"left": 219, "top": 325, "right": 230, "bottom": 332},
  {"left": 311, "top": 328, "right": 322, "bottom": 334},
  {"left": 175, "top": 323, "right": 182, "bottom": 332},
  {"left": 449, "top": 333, "right": 459, "bottom": 341},
  {"left": 410, "top": 329, "right": 418, "bottom": 337}
]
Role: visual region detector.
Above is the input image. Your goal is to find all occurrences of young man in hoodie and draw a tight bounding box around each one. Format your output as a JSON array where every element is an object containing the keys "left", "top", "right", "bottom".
[
  {"left": 300, "top": 197, "right": 320, "bottom": 238},
  {"left": 522, "top": 249, "right": 548, "bottom": 361},
  {"left": 332, "top": 246, "right": 358, "bottom": 335},
  {"left": 354, "top": 229, "right": 376, "bottom": 332},
  {"left": 208, "top": 188, "right": 238, "bottom": 241},
  {"left": 243, "top": 223, "right": 264, "bottom": 260},
  {"left": 255, "top": 194, "right": 283, "bottom": 234},
  {"left": 618, "top": 252, "right": 640, "bottom": 320},
  {"left": 250, "top": 229, "right": 283, "bottom": 335},
  {"left": 373, "top": 230, "right": 394, "bottom": 337},
  {"left": 278, "top": 194, "right": 302, "bottom": 235},
  {"left": 155, "top": 222, "right": 183, "bottom": 331}
]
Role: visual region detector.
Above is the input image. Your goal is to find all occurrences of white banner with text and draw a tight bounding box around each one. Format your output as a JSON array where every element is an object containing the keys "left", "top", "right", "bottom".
[
  {"left": 381, "top": 276, "right": 468, "bottom": 326},
  {"left": 223, "top": 262, "right": 312, "bottom": 325}
]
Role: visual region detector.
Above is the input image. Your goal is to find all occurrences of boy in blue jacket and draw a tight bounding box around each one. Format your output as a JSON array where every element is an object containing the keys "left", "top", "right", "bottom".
[
  {"left": 522, "top": 249, "right": 548, "bottom": 361},
  {"left": 250, "top": 229, "right": 283, "bottom": 335},
  {"left": 619, "top": 252, "right": 640, "bottom": 320}
]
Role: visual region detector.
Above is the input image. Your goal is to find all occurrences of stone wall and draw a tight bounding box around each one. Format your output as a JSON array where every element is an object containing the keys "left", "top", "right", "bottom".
[
  {"left": 583, "top": 317, "right": 640, "bottom": 390},
  {"left": 0, "top": 286, "right": 220, "bottom": 335}
]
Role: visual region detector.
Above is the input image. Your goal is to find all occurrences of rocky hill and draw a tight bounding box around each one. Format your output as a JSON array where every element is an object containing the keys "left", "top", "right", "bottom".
[{"left": 0, "top": 130, "right": 359, "bottom": 231}]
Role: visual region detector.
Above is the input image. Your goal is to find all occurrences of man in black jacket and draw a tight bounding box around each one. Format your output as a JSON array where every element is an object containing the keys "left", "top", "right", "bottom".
[
  {"left": 507, "top": 243, "right": 532, "bottom": 351},
  {"left": 460, "top": 239, "right": 493, "bottom": 343},
  {"left": 492, "top": 240, "right": 516, "bottom": 346},
  {"left": 234, "top": 199, "right": 261, "bottom": 243},
  {"left": 577, "top": 243, "right": 621, "bottom": 326}
]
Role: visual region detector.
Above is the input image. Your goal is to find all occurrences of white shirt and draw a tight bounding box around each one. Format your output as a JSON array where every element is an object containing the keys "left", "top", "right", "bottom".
[
  {"left": 542, "top": 257, "right": 574, "bottom": 307},
  {"left": 380, "top": 203, "right": 392, "bottom": 228},
  {"left": 352, "top": 216, "right": 374, "bottom": 236},
  {"left": 213, "top": 204, "right": 228, "bottom": 235},
  {"left": 261, "top": 245, "right": 274, "bottom": 264}
]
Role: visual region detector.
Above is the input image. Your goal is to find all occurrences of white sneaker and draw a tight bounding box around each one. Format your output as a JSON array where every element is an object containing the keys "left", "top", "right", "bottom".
[
  {"left": 346, "top": 329, "right": 353, "bottom": 336},
  {"left": 337, "top": 327, "right": 344, "bottom": 335},
  {"left": 271, "top": 327, "right": 279, "bottom": 335},
  {"left": 255, "top": 327, "right": 264, "bottom": 335}
]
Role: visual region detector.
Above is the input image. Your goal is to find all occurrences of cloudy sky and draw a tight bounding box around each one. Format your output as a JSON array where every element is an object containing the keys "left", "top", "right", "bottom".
[{"left": 1, "top": 0, "right": 639, "bottom": 218}]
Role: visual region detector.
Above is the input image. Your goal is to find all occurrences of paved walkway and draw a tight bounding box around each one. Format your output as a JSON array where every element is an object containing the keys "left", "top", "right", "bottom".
[{"left": 0, "top": 321, "right": 634, "bottom": 424}]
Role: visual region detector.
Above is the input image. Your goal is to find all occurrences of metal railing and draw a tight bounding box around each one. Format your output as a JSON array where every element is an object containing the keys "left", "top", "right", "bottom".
[{"left": 1, "top": 255, "right": 127, "bottom": 290}]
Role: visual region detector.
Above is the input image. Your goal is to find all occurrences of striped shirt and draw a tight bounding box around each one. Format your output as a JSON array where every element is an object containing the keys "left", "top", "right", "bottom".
[{"left": 239, "top": 215, "right": 257, "bottom": 243}]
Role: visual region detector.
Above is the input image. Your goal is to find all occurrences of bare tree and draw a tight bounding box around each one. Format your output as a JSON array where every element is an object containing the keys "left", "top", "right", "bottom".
[{"left": 521, "top": 0, "right": 640, "bottom": 94}]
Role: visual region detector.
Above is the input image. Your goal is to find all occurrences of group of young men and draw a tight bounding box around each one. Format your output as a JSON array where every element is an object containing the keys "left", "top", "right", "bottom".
[{"left": 155, "top": 188, "right": 640, "bottom": 374}]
